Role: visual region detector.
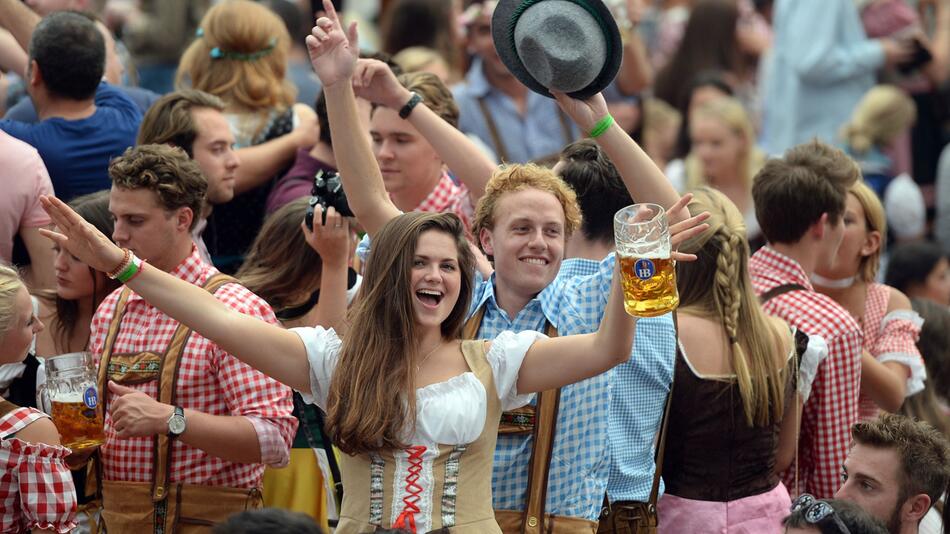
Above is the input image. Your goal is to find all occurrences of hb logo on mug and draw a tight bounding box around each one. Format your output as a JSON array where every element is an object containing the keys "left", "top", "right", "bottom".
[{"left": 634, "top": 259, "right": 656, "bottom": 281}]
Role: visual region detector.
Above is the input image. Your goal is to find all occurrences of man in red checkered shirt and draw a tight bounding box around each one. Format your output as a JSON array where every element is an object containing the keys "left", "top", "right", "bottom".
[
  {"left": 85, "top": 145, "right": 296, "bottom": 530},
  {"left": 749, "top": 141, "right": 864, "bottom": 499}
]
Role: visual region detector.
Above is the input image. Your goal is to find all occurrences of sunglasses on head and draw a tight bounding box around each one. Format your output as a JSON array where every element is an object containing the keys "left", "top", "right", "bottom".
[{"left": 790, "top": 494, "right": 852, "bottom": 534}]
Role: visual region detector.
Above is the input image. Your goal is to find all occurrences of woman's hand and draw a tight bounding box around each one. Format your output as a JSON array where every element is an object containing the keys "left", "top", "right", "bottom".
[
  {"left": 38, "top": 195, "right": 124, "bottom": 273},
  {"left": 551, "top": 90, "right": 610, "bottom": 133},
  {"left": 666, "top": 193, "right": 710, "bottom": 262},
  {"left": 302, "top": 205, "right": 351, "bottom": 267},
  {"left": 306, "top": 0, "right": 359, "bottom": 89},
  {"left": 352, "top": 58, "right": 413, "bottom": 110}
]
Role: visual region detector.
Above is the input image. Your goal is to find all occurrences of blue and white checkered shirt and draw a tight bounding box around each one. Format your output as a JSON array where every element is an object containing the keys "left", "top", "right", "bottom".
[{"left": 474, "top": 256, "right": 675, "bottom": 520}]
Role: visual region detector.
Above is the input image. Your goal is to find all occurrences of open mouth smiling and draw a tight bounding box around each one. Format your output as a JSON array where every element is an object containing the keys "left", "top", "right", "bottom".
[{"left": 416, "top": 288, "right": 444, "bottom": 308}]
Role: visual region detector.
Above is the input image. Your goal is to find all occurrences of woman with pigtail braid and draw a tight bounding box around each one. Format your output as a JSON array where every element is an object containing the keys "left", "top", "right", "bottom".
[{"left": 654, "top": 187, "right": 826, "bottom": 532}]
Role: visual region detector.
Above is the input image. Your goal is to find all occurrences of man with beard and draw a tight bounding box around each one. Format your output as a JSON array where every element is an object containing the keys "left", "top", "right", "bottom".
[{"left": 835, "top": 413, "right": 950, "bottom": 534}]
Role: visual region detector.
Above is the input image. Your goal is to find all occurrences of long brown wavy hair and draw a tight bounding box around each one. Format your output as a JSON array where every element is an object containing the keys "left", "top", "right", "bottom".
[
  {"left": 236, "top": 198, "right": 322, "bottom": 312},
  {"left": 326, "top": 212, "right": 475, "bottom": 454}
]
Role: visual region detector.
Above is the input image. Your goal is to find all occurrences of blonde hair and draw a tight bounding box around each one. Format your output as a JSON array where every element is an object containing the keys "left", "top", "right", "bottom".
[
  {"left": 849, "top": 181, "right": 887, "bottom": 282},
  {"left": 176, "top": 0, "right": 295, "bottom": 112},
  {"left": 685, "top": 97, "right": 765, "bottom": 192},
  {"left": 676, "top": 187, "right": 790, "bottom": 426},
  {"left": 842, "top": 85, "right": 916, "bottom": 154},
  {"left": 0, "top": 264, "right": 24, "bottom": 340},
  {"left": 643, "top": 97, "right": 682, "bottom": 150},
  {"left": 472, "top": 164, "right": 582, "bottom": 251},
  {"left": 394, "top": 46, "right": 449, "bottom": 75}
]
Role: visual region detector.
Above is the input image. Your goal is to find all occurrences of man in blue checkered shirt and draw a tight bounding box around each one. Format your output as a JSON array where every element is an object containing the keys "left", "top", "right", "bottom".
[{"left": 470, "top": 128, "right": 681, "bottom": 526}]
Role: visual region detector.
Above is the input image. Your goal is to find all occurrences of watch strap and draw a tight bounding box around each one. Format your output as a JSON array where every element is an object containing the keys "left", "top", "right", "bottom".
[{"left": 399, "top": 92, "right": 423, "bottom": 119}]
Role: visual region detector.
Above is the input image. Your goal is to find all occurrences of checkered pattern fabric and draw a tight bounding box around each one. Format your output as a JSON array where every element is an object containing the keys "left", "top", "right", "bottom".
[
  {"left": 478, "top": 255, "right": 676, "bottom": 520},
  {"left": 857, "top": 283, "right": 924, "bottom": 420},
  {"left": 749, "top": 247, "right": 863, "bottom": 499},
  {"left": 89, "top": 246, "right": 297, "bottom": 488},
  {"left": 0, "top": 407, "right": 77, "bottom": 533},
  {"left": 412, "top": 171, "right": 474, "bottom": 232}
]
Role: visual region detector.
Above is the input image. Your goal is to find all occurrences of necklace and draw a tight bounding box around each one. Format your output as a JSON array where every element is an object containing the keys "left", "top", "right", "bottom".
[
  {"left": 811, "top": 273, "right": 856, "bottom": 289},
  {"left": 416, "top": 341, "right": 442, "bottom": 372}
]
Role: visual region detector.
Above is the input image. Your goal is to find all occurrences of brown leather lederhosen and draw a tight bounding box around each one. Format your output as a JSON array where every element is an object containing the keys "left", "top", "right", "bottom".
[
  {"left": 463, "top": 306, "right": 597, "bottom": 534},
  {"left": 96, "top": 274, "right": 262, "bottom": 533},
  {"left": 475, "top": 96, "right": 574, "bottom": 167}
]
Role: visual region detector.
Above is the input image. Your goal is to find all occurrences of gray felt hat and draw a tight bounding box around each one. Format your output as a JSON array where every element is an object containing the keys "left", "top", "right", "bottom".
[{"left": 491, "top": 0, "right": 623, "bottom": 99}]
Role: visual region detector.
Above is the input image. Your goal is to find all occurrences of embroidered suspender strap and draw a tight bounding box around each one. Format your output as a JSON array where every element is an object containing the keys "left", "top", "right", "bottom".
[
  {"left": 97, "top": 288, "right": 136, "bottom": 405},
  {"left": 151, "top": 273, "right": 237, "bottom": 507},
  {"left": 476, "top": 96, "right": 510, "bottom": 163},
  {"left": 522, "top": 321, "right": 559, "bottom": 534},
  {"left": 759, "top": 283, "right": 808, "bottom": 304}
]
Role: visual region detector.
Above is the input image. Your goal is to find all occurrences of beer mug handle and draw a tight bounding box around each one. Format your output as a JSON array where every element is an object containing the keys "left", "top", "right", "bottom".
[{"left": 36, "top": 383, "right": 51, "bottom": 414}]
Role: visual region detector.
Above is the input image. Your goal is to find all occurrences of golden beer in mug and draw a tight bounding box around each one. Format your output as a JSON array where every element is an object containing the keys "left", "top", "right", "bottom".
[
  {"left": 51, "top": 398, "right": 106, "bottom": 450},
  {"left": 43, "top": 352, "right": 106, "bottom": 450},
  {"left": 614, "top": 204, "right": 679, "bottom": 317}
]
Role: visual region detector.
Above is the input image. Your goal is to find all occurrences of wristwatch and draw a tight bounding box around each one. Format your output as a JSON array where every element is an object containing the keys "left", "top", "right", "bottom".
[{"left": 167, "top": 406, "right": 186, "bottom": 438}]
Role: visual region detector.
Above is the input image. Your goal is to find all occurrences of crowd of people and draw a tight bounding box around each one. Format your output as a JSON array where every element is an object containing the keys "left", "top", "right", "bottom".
[{"left": 1, "top": 0, "right": 950, "bottom": 533}]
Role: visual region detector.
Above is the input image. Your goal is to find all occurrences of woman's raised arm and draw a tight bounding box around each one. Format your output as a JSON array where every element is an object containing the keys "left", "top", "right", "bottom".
[
  {"left": 307, "top": 1, "right": 400, "bottom": 237},
  {"left": 516, "top": 260, "right": 636, "bottom": 393},
  {"left": 39, "top": 195, "right": 312, "bottom": 392}
]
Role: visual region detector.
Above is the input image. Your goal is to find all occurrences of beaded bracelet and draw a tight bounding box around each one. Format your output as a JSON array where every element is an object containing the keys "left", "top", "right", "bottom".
[
  {"left": 106, "top": 248, "right": 132, "bottom": 279},
  {"left": 589, "top": 114, "right": 615, "bottom": 138}
]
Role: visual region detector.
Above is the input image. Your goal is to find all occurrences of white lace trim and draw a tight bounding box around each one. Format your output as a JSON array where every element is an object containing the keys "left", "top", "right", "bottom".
[
  {"left": 798, "top": 333, "right": 829, "bottom": 404},
  {"left": 879, "top": 309, "right": 924, "bottom": 331},
  {"left": 877, "top": 352, "right": 927, "bottom": 397}
]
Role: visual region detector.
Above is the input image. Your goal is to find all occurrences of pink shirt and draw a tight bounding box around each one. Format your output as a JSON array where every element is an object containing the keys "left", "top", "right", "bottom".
[{"left": 0, "top": 131, "right": 54, "bottom": 261}]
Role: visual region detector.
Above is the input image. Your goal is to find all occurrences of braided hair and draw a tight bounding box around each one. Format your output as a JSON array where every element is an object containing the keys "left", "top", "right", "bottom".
[{"left": 676, "top": 187, "right": 790, "bottom": 426}]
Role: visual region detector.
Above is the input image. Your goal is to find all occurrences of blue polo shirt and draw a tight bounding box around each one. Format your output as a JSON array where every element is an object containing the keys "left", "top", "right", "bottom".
[{"left": 0, "top": 82, "right": 142, "bottom": 201}]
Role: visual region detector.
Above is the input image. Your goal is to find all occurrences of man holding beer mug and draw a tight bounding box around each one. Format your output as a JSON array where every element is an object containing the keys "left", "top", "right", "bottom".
[{"left": 77, "top": 145, "right": 297, "bottom": 531}]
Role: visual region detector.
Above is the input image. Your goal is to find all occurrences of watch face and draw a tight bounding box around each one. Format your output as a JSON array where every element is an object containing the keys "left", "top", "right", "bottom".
[{"left": 169, "top": 415, "right": 186, "bottom": 435}]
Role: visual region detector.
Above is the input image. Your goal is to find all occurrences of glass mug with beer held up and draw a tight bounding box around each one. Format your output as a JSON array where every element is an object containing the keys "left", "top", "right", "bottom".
[
  {"left": 42, "top": 352, "right": 105, "bottom": 449},
  {"left": 614, "top": 203, "right": 679, "bottom": 317}
]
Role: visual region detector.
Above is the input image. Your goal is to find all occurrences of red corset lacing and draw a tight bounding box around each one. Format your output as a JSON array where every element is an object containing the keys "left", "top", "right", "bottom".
[{"left": 393, "top": 445, "right": 428, "bottom": 533}]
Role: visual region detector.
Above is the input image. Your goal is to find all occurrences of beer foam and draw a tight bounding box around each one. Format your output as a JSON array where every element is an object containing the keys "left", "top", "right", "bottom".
[{"left": 50, "top": 391, "right": 89, "bottom": 403}]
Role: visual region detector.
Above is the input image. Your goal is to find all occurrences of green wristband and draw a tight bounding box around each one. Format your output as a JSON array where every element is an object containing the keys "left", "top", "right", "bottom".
[
  {"left": 589, "top": 114, "right": 614, "bottom": 138},
  {"left": 115, "top": 258, "right": 139, "bottom": 284}
]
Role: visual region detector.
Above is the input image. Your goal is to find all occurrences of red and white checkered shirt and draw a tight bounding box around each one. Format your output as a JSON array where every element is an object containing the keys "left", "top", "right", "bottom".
[
  {"left": 0, "top": 406, "right": 77, "bottom": 534},
  {"left": 857, "top": 283, "right": 924, "bottom": 421},
  {"left": 749, "top": 246, "right": 863, "bottom": 499},
  {"left": 411, "top": 171, "right": 474, "bottom": 232},
  {"left": 89, "top": 246, "right": 297, "bottom": 489}
]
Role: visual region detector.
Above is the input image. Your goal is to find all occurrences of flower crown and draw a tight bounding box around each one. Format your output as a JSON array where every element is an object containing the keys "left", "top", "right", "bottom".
[{"left": 196, "top": 28, "right": 277, "bottom": 61}]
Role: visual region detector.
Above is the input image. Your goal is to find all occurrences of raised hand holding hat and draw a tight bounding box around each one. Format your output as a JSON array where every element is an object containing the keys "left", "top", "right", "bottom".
[{"left": 491, "top": 0, "right": 623, "bottom": 99}]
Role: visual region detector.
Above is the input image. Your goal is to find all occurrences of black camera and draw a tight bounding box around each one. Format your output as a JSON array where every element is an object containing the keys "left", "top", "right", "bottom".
[{"left": 304, "top": 169, "right": 353, "bottom": 229}]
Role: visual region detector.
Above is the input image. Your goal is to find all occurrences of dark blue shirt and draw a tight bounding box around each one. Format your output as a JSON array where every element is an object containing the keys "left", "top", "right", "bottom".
[
  {"left": 0, "top": 82, "right": 142, "bottom": 201},
  {"left": 4, "top": 85, "right": 159, "bottom": 124}
]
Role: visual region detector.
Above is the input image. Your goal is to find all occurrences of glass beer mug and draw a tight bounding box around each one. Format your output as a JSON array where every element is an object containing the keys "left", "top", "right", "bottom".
[
  {"left": 42, "top": 352, "right": 106, "bottom": 449},
  {"left": 614, "top": 203, "right": 679, "bottom": 317}
]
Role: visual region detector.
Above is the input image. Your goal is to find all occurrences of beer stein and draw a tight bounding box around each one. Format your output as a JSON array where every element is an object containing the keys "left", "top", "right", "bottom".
[
  {"left": 614, "top": 203, "right": 679, "bottom": 317},
  {"left": 42, "top": 352, "right": 106, "bottom": 449}
]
